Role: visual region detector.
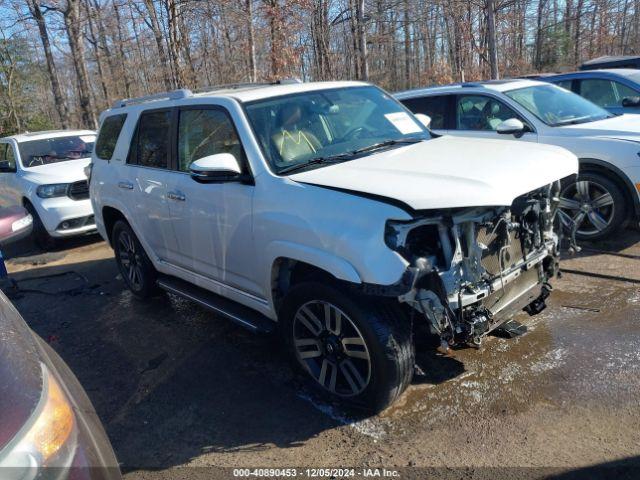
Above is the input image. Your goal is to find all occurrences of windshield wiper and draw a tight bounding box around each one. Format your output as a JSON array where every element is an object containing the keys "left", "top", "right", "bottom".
[
  {"left": 348, "top": 137, "right": 425, "bottom": 156},
  {"left": 278, "top": 154, "right": 351, "bottom": 175},
  {"left": 553, "top": 115, "right": 599, "bottom": 126}
]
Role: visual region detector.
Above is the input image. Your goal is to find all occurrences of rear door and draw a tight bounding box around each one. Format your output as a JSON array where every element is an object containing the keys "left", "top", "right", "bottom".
[
  {"left": 399, "top": 95, "right": 453, "bottom": 135},
  {"left": 123, "top": 108, "right": 178, "bottom": 261},
  {"left": 451, "top": 94, "right": 538, "bottom": 142}
]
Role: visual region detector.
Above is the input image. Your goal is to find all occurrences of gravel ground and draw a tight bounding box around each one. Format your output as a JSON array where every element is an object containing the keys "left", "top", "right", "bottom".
[{"left": 4, "top": 230, "right": 640, "bottom": 480}]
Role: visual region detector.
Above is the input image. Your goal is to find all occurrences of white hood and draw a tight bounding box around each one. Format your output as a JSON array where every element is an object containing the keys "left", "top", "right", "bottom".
[
  {"left": 290, "top": 136, "right": 578, "bottom": 210},
  {"left": 22, "top": 158, "right": 91, "bottom": 184},
  {"left": 558, "top": 113, "right": 640, "bottom": 142}
]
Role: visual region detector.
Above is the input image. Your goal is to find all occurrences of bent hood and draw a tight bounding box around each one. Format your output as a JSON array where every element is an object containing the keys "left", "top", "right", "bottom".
[
  {"left": 558, "top": 113, "right": 640, "bottom": 141},
  {"left": 290, "top": 136, "right": 578, "bottom": 210},
  {"left": 22, "top": 158, "right": 91, "bottom": 185}
]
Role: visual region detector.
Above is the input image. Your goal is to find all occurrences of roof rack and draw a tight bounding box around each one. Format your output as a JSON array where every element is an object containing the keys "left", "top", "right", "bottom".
[
  {"left": 111, "top": 88, "right": 193, "bottom": 109},
  {"left": 194, "top": 78, "right": 303, "bottom": 95}
]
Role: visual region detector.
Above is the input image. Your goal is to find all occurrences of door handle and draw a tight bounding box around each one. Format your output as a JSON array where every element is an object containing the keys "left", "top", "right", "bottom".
[
  {"left": 167, "top": 191, "right": 186, "bottom": 202},
  {"left": 118, "top": 181, "right": 134, "bottom": 190}
]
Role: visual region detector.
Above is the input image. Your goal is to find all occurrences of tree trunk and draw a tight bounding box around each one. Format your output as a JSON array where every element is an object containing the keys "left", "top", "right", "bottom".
[
  {"left": 247, "top": 0, "right": 257, "bottom": 81},
  {"left": 143, "top": 0, "right": 173, "bottom": 90},
  {"left": 25, "top": 0, "right": 70, "bottom": 128},
  {"left": 486, "top": 0, "right": 499, "bottom": 79},
  {"left": 63, "top": 0, "right": 96, "bottom": 128}
]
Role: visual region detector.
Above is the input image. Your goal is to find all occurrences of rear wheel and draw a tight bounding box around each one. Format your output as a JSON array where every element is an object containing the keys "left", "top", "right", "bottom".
[
  {"left": 558, "top": 172, "right": 626, "bottom": 241},
  {"left": 24, "top": 202, "right": 56, "bottom": 250},
  {"left": 280, "top": 281, "right": 414, "bottom": 412},
  {"left": 112, "top": 220, "right": 159, "bottom": 298}
]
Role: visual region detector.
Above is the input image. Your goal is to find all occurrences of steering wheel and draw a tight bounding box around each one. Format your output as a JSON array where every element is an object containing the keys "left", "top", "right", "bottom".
[{"left": 340, "top": 126, "right": 367, "bottom": 142}]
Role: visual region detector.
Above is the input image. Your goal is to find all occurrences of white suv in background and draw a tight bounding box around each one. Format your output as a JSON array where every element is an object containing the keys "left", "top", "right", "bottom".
[
  {"left": 396, "top": 79, "right": 640, "bottom": 241},
  {"left": 0, "top": 130, "right": 97, "bottom": 248},
  {"left": 90, "top": 81, "right": 577, "bottom": 411}
]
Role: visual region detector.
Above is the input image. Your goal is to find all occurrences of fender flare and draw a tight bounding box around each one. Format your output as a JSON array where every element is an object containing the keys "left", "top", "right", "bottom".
[{"left": 265, "top": 240, "right": 362, "bottom": 289}]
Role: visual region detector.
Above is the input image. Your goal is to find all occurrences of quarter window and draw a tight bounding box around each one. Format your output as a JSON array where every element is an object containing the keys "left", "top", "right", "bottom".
[
  {"left": 131, "top": 110, "right": 171, "bottom": 169},
  {"left": 400, "top": 96, "right": 448, "bottom": 129},
  {"left": 177, "top": 108, "right": 244, "bottom": 172},
  {"left": 455, "top": 95, "right": 520, "bottom": 131},
  {"left": 96, "top": 114, "right": 127, "bottom": 160}
]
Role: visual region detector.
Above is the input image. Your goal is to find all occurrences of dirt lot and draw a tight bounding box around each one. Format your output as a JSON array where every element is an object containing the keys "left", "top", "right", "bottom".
[{"left": 4, "top": 230, "right": 640, "bottom": 479}]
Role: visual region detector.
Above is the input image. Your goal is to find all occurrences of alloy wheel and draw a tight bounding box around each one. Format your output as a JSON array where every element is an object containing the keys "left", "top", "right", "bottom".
[
  {"left": 292, "top": 300, "right": 371, "bottom": 397},
  {"left": 118, "top": 230, "right": 143, "bottom": 290},
  {"left": 558, "top": 180, "right": 615, "bottom": 237}
]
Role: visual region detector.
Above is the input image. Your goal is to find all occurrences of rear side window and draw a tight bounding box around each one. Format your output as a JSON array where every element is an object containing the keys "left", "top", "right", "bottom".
[
  {"left": 129, "top": 110, "right": 171, "bottom": 169},
  {"left": 95, "top": 114, "right": 127, "bottom": 160},
  {"left": 400, "top": 96, "right": 448, "bottom": 129},
  {"left": 177, "top": 108, "right": 244, "bottom": 172}
]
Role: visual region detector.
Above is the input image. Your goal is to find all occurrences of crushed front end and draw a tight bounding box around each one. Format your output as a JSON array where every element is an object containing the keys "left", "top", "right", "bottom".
[{"left": 385, "top": 181, "right": 563, "bottom": 348}]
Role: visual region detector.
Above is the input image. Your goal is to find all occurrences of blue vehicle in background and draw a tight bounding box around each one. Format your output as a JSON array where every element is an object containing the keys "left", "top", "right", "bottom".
[{"left": 540, "top": 69, "right": 640, "bottom": 115}]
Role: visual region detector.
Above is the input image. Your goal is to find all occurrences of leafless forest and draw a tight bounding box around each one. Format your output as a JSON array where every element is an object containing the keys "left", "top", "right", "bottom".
[{"left": 0, "top": 0, "right": 639, "bottom": 133}]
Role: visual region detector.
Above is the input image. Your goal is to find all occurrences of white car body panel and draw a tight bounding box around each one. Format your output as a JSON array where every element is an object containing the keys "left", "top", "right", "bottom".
[
  {"left": 290, "top": 136, "right": 578, "bottom": 210},
  {"left": 0, "top": 131, "right": 97, "bottom": 237}
]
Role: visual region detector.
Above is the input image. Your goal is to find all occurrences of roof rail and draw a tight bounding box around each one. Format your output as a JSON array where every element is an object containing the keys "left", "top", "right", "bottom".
[
  {"left": 194, "top": 78, "right": 304, "bottom": 95},
  {"left": 111, "top": 88, "right": 193, "bottom": 109}
]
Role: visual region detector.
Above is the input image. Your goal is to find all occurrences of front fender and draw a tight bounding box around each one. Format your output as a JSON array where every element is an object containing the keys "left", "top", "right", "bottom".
[{"left": 265, "top": 240, "right": 362, "bottom": 286}]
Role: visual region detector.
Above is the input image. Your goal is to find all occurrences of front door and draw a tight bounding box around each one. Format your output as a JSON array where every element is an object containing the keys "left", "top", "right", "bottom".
[
  {"left": 0, "top": 143, "right": 21, "bottom": 207},
  {"left": 451, "top": 94, "right": 538, "bottom": 143},
  {"left": 165, "top": 106, "right": 260, "bottom": 296}
]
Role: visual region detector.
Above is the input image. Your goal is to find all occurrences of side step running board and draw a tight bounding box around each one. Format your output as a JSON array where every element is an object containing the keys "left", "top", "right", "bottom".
[{"left": 157, "top": 275, "right": 275, "bottom": 334}]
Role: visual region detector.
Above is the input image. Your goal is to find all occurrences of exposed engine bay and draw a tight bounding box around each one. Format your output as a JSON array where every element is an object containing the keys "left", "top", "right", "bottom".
[{"left": 385, "top": 180, "right": 567, "bottom": 348}]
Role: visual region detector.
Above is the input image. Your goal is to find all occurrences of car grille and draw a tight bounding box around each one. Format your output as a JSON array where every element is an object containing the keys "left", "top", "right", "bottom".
[
  {"left": 68, "top": 180, "right": 89, "bottom": 200},
  {"left": 476, "top": 225, "right": 526, "bottom": 277}
]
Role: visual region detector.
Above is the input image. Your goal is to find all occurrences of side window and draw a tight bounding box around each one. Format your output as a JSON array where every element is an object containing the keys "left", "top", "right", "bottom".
[
  {"left": 400, "top": 96, "right": 448, "bottom": 129},
  {"left": 579, "top": 79, "right": 617, "bottom": 107},
  {"left": 456, "top": 95, "right": 520, "bottom": 131},
  {"left": 555, "top": 80, "right": 573, "bottom": 91},
  {"left": 177, "top": 108, "right": 244, "bottom": 172},
  {"left": 96, "top": 114, "right": 127, "bottom": 160},
  {"left": 0, "top": 143, "right": 16, "bottom": 171},
  {"left": 613, "top": 81, "right": 639, "bottom": 104},
  {"left": 130, "top": 110, "right": 171, "bottom": 169}
]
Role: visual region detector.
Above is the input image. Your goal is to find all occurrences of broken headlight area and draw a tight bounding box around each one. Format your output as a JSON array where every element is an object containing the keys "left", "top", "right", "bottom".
[{"left": 388, "top": 181, "right": 563, "bottom": 348}]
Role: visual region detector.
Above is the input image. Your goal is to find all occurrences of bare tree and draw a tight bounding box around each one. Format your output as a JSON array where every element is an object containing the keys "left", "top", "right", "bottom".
[{"left": 24, "top": 0, "right": 70, "bottom": 128}]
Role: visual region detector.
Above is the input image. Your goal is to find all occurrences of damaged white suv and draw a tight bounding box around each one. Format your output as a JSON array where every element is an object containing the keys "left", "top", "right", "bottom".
[{"left": 90, "top": 81, "right": 578, "bottom": 412}]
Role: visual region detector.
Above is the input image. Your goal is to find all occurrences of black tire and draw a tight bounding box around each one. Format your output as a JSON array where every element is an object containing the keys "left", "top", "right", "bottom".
[
  {"left": 112, "top": 220, "right": 159, "bottom": 298},
  {"left": 558, "top": 171, "right": 627, "bottom": 242},
  {"left": 280, "top": 281, "right": 414, "bottom": 413},
  {"left": 24, "top": 202, "right": 56, "bottom": 250}
]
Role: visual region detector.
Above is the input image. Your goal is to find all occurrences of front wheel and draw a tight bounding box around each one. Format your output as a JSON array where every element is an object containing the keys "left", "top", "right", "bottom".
[
  {"left": 280, "top": 281, "right": 414, "bottom": 412},
  {"left": 112, "top": 220, "right": 159, "bottom": 298},
  {"left": 24, "top": 202, "right": 56, "bottom": 250},
  {"left": 558, "top": 172, "right": 627, "bottom": 241}
]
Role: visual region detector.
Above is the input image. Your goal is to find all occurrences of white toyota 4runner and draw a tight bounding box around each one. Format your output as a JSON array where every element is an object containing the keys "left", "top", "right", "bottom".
[{"left": 90, "top": 81, "right": 578, "bottom": 412}]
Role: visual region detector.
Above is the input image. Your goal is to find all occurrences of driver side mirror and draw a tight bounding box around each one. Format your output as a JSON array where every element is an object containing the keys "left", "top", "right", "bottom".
[
  {"left": 622, "top": 96, "right": 640, "bottom": 107},
  {"left": 0, "top": 161, "right": 16, "bottom": 173},
  {"left": 414, "top": 113, "right": 432, "bottom": 129},
  {"left": 496, "top": 118, "right": 526, "bottom": 135},
  {"left": 189, "top": 153, "right": 244, "bottom": 183}
]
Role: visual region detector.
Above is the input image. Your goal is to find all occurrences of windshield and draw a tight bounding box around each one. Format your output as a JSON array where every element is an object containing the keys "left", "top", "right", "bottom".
[
  {"left": 504, "top": 84, "right": 613, "bottom": 126},
  {"left": 19, "top": 135, "right": 95, "bottom": 168},
  {"left": 244, "top": 86, "right": 429, "bottom": 174}
]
